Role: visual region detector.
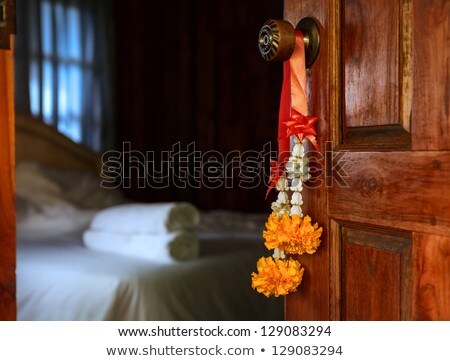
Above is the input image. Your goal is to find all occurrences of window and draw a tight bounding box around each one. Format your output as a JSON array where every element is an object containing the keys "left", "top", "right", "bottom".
[{"left": 15, "top": 0, "right": 115, "bottom": 151}]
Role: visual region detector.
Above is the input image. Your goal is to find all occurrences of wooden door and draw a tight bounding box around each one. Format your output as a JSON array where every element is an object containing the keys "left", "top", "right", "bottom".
[
  {"left": 285, "top": 0, "right": 450, "bottom": 320},
  {"left": 0, "top": 43, "right": 16, "bottom": 318}
]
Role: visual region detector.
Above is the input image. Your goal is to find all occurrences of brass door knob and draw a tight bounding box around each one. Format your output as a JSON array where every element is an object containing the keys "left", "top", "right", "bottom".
[{"left": 258, "top": 17, "right": 320, "bottom": 68}]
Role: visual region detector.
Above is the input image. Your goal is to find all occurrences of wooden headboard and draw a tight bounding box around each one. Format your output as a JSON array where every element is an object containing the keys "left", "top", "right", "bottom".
[{"left": 15, "top": 113, "right": 100, "bottom": 173}]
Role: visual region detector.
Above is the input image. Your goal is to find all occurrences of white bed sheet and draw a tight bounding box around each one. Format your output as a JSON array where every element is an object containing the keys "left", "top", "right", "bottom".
[{"left": 17, "top": 232, "right": 283, "bottom": 321}]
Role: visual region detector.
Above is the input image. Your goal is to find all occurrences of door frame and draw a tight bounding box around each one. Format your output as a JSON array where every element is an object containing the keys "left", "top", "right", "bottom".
[{"left": 0, "top": 37, "right": 16, "bottom": 321}]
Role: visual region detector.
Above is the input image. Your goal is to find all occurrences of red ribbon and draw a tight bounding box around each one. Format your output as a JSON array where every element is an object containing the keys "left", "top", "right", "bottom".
[
  {"left": 267, "top": 29, "right": 317, "bottom": 198},
  {"left": 277, "top": 60, "right": 291, "bottom": 165}
]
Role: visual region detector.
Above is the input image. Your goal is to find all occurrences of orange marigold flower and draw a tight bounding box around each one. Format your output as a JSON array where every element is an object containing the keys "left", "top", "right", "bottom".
[
  {"left": 251, "top": 256, "right": 304, "bottom": 297},
  {"left": 263, "top": 213, "right": 322, "bottom": 255}
]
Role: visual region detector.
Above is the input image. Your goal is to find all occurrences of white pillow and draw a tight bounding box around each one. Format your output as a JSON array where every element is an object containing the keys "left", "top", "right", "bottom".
[
  {"left": 16, "top": 162, "right": 67, "bottom": 207},
  {"left": 15, "top": 162, "right": 101, "bottom": 241},
  {"left": 35, "top": 163, "right": 126, "bottom": 208},
  {"left": 16, "top": 160, "right": 128, "bottom": 213},
  {"left": 17, "top": 200, "right": 96, "bottom": 242}
]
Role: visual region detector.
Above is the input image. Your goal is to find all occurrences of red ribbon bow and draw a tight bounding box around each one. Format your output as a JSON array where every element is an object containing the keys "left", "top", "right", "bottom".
[{"left": 281, "top": 109, "right": 319, "bottom": 150}]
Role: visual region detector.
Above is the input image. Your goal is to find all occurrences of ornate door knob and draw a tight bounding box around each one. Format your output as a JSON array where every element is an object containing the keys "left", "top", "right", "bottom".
[{"left": 258, "top": 17, "right": 320, "bottom": 68}]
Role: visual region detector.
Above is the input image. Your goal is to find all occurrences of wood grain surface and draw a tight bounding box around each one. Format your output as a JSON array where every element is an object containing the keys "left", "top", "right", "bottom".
[
  {"left": 0, "top": 42, "right": 16, "bottom": 321},
  {"left": 412, "top": 0, "right": 450, "bottom": 151},
  {"left": 413, "top": 233, "right": 450, "bottom": 320},
  {"left": 329, "top": 151, "right": 450, "bottom": 236}
]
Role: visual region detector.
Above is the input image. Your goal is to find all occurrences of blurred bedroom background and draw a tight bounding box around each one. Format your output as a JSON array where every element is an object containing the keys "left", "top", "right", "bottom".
[
  {"left": 15, "top": 0, "right": 283, "bottom": 212},
  {"left": 13, "top": 0, "right": 286, "bottom": 321}
]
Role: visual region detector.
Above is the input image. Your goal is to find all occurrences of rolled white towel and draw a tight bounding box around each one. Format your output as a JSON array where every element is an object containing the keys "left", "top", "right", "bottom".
[
  {"left": 90, "top": 202, "right": 200, "bottom": 234},
  {"left": 83, "top": 230, "right": 199, "bottom": 263}
]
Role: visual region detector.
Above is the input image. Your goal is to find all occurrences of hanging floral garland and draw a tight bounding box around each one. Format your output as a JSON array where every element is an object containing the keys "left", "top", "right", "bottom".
[{"left": 251, "top": 29, "right": 322, "bottom": 297}]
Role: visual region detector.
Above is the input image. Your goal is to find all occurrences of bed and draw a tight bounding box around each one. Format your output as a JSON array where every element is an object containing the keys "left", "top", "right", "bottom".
[{"left": 15, "top": 113, "right": 283, "bottom": 321}]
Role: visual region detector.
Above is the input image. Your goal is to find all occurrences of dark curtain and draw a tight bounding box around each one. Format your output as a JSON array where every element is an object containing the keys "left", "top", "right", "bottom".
[{"left": 114, "top": 0, "right": 283, "bottom": 212}]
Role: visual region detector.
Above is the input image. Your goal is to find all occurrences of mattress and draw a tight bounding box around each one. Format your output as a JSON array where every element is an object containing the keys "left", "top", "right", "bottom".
[{"left": 17, "top": 231, "right": 283, "bottom": 321}]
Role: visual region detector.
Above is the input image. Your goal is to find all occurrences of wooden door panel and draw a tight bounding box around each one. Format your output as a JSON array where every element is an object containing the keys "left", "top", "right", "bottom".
[
  {"left": 342, "top": 0, "right": 413, "bottom": 151},
  {"left": 331, "top": 223, "right": 412, "bottom": 320},
  {"left": 329, "top": 151, "right": 450, "bottom": 235},
  {"left": 412, "top": 233, "right": 450, "bottom": 320},
  {"left": 344, "top": 0, "right": 400, "bottom": 128},
  {"left": 344, "top": 242, "right": 401, "bottom": 320}
]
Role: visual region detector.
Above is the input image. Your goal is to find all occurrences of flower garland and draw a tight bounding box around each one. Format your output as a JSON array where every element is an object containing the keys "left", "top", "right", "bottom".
[{"left": 251, "top": 29, "right": 323, "bottom": 297}]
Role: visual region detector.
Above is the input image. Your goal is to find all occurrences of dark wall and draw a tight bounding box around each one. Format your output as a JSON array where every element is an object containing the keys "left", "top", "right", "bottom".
[{"left": 114, "top": 0, "right": 283, "bottom": 212}]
